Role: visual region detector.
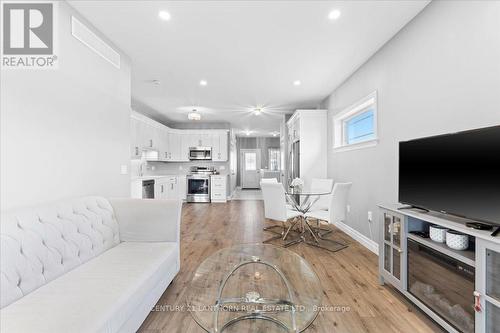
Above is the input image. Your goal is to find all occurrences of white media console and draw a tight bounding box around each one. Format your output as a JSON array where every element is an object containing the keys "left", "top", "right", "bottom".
[{"left": 378, "top": 204, "right": 500, "bottom": 333}]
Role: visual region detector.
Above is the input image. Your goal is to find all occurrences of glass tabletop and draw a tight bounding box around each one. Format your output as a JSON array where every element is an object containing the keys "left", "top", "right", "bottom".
[
  {"left": 285, "top": 188, "right": 331, "bottom": 196},
  {"left": 186, "top": 244, "right": 322, "bottom": 333}
]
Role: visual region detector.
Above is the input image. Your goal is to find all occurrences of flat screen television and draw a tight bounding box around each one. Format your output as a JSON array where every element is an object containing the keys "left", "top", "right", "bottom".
[{"left": 399, "top": 125, "right": 500, "bottom": 225}]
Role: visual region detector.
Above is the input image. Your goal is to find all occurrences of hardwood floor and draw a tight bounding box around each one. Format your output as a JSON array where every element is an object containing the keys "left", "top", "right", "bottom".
[{"left": 139, "top": 201, "right": 443, "bottom": 333}]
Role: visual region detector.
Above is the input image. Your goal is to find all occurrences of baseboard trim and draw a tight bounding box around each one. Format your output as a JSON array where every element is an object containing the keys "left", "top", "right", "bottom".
[{"left": 334, "top": 221, "right": 379, "bottom": 255}]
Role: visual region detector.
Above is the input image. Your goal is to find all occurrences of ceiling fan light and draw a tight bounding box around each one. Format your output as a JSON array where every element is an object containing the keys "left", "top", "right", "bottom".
[{"left": 188, "top": 111, "right": 201, "bottom": 121}]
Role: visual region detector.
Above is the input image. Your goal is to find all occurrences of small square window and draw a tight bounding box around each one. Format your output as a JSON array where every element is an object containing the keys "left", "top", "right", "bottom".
[
  {"left": 333, "top": 91, "right": 378, "bottom": 151},
  {"left": 345, "top": 109, "right": 375, "bottom": 145}
]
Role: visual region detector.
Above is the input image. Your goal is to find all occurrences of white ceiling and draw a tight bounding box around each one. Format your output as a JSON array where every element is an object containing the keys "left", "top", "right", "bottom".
[{"left": 70, "top": 1, "right": 429, "bottom": 136}]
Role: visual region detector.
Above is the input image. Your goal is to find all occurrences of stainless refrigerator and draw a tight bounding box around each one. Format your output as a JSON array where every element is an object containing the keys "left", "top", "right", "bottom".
[{"left": 288, "top": 140, "right": 300, "bottom": 186}]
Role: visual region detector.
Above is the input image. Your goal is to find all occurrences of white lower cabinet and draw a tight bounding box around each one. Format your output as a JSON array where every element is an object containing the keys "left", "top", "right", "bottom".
[
  {"left": 178, "top": 175, "right": 187, "bottom": 201},
  {"left": 475, "top": 239, "right": 500, "bottom": 333},
  {"left": 154, "top": 177, "right": 179, "bottom": 200},
  {"left": 210, "top": 175, "right": 227, "bottom": 202}
]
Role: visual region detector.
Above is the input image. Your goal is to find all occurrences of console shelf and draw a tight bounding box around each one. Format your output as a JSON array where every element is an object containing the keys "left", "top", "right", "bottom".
[{"left": 407, "top": 233, "right": 475, "bottom": 267}]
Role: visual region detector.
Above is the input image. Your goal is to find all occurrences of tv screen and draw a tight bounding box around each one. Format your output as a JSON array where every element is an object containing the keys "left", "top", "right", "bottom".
[{"left": 399, "top": 125, "right": 500, "bottom": 225}]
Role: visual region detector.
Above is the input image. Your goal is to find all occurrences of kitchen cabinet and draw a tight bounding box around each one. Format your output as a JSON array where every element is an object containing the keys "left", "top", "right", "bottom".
[
  {"left": 130, "top": 112, "right": 229, "bottom": 163},
  {"left": 180, "top": 134, "right": 191, "bottom": 161},
  {"left": 131, "top": 116, "right": 162, "bottom": 158},
  {"left": 379, "top": 209, "right": 404, "bottom": 289},
  {"left": 475, "top": 239, "right": 500, "bottom": 333},
  {"left": 210, "top": 175, "right": 227, "bottom": 202},
  {"left": 167, "top": 132, "right": 181, "bottom": 161},
  {"left": 154, "top": 177, "right": 179, "bottom": 200},
  {"left": 158, "top": 129, "right": 169, "bottom": 162},
  {"left": 178, "top": 175, "right": 187, "bottom": 200},
  {"left": 141, "top": 122, "right": 159, "bottom": 149},
  {"left": 285, "top": 110, "right": 327, "bottom": 188},
  {"left": 212, "top": 132, "right": 228, "bottom": 162},
  {"left": 130, "top": 117, "right": 142, "bottom": 159}
]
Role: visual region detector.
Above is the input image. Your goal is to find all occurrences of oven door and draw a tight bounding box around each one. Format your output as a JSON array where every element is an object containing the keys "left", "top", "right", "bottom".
[
  {"left": 407, "top": 239, "right": 475, "bottom": 333},
  {"left": 187, "top": 176, "right": 210, "bottom": 202}
]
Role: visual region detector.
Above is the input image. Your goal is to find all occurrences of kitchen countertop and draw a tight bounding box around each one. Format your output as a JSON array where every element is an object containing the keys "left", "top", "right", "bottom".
[
  {"left": 131, "top": 175, "right": 182, "bottom": 181},
  {"left": 131, "top": 173, "right": 229, "bottom": 181}
]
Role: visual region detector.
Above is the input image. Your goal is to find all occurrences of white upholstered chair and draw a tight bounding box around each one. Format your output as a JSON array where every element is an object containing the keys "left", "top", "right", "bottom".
[
  {"left": 306, "top": 182, "right": 352, "bottom": 237},
  {"left": 261, "top": 182, "right": 301, "bottom": 241},
  {"left": 310, "top": 178, "right": 334, "bottom": 211}
]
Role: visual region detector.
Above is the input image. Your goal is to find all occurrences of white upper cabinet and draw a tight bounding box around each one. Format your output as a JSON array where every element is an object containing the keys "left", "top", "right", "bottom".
[
  {"left": 158, "top": 129, "right": 169, "bottom": 161},
  {"left": 130, "top": 117, "right": 141, "bottom": 158},
  {"left": 208, "top": 132, "right": 228, "bottom": 162},
  {"left": 179, "top": 134, "right": 191, "bottom": 161},
  {"left": 200, "top": 133, "right": 212, "bottom": 147},
  {"left": 218, "top": 132, "right": 228, "bottom": 161},
  {"left": 168, "top": 131, "right": 181, "bottom": 161},
  {"left": 130, "top": 112, "right": 229, "bottom": 163}
]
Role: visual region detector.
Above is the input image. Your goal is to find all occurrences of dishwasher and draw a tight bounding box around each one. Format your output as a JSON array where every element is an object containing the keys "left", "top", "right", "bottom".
[{"left": 142, "top": 179, "right": 155, "bottom": 199}]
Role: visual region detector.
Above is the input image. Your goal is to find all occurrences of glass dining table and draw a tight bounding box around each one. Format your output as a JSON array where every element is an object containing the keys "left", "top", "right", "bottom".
[{"left": 267, "top": 187, "right": 348, "bottom": 253}]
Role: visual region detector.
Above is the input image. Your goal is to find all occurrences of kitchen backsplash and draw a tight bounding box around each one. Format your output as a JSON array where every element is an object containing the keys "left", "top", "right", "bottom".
[{"left": 131, "top": 159, "right": 230, "bottom": 177}]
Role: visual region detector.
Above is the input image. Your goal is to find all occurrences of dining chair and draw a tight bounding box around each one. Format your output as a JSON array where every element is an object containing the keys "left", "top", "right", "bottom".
[
  {"left": 310, "top": 178, "right": 334, "bottom": 211},
  {"left": 306, "top": 182, "right": 352, "bottom": 238},
  {"left": 261, "top": 182, "right": 301, "bottom": 241}
]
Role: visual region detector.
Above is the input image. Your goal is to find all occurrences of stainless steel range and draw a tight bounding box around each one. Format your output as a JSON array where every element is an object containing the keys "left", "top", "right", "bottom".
[{"left": 186, "top": 166, "right": 218, "bottom": 203}]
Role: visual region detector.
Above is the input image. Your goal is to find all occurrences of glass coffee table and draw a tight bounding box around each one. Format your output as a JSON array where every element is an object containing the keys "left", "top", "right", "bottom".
[{"left": 186, "top": 244, "right": 322, "bottom": 332}]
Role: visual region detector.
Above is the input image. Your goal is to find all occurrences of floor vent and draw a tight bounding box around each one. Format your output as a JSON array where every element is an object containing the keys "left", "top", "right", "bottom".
[{"left": 71, "top": 16, "right": 120, "bottom": 69}]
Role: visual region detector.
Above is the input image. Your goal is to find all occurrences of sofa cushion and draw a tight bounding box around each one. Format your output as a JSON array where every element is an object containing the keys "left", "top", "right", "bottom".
[
  {"left": 0, "top": 197, "right": 120, "bottom": 308},
  {"left": 0, "top": 241, "right": 179, "bottom": 333}
]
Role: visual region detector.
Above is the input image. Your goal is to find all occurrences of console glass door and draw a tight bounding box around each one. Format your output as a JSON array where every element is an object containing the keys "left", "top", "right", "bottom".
[{"left": 485, "top": 248, "right": 500, "bottom": 333}]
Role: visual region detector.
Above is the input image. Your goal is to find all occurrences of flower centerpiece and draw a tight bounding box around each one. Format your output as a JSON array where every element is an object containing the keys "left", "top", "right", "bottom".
[{"left": 290, "top": 178, "right": 304, "bottom": 191}]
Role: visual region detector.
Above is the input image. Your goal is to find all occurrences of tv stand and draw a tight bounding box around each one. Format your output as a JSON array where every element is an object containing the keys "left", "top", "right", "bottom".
[
  {"left": 378, "top": 203, "right": 500, "bottom": 333},
  {"left": 397, "top": 205, "right": 429, "bottom": 212}
]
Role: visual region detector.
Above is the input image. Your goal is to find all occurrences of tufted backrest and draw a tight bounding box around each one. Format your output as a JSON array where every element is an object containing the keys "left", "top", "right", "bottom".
[{"left": 0, "top": 197, "right": 120, "bottom": 308}]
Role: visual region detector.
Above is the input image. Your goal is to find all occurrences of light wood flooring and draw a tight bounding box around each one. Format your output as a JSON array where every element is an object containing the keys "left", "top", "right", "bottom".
[{"left": 139, "top": 200, "right": 443, "bottom": 333}]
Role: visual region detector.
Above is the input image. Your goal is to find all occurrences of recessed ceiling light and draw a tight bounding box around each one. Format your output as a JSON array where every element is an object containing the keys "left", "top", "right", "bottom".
[
  {"left": 253, "top": 107, "right": 262, "bottom": 115},
  {"left": 199, "top": 80, "right": 208, "bottom": 86},
  {"left": 293, "top": 80, "right": 301, "bottom": 86},
  {"left": 158, "top": 10, "right": 171, "bottom": 21},
  {"left": 328, "top": 9, "right": 341, "bottom": 20},
  {"left": 151, "top": 79, "right": 161, "bottom": 86}
]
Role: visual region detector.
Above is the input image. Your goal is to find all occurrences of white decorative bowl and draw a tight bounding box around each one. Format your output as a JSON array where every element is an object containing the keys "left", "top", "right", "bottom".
[
  {"left": 446, "top": 230, "right": 469, "bottom": 251},
  {"left": 429, "top": 225, "right": 448, "bottom": 243}
]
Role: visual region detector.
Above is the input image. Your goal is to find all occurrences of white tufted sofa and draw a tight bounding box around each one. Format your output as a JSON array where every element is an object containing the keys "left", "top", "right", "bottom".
[{"left": 0, "top": 196, "right": 182, "bottom": 333}]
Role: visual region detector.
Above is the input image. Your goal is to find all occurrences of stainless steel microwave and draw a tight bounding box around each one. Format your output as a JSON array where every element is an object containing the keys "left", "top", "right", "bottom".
[{"left": 189, "top": 147, "right": 212, "bottom": 160}]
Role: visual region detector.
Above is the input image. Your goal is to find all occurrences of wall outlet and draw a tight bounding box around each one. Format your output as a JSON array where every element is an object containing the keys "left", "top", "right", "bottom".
[
  {"left": 120, "top": 165, "right": 128, "bottom": 175},
  {"left": 368, "top": 211, "right": 373, "bottom": 222},
  {"left": 346, "top": 205, "right": 351, "bottom": 213},
  {"left": 151, "top": 165, "right": 156, "bottom": 171}
]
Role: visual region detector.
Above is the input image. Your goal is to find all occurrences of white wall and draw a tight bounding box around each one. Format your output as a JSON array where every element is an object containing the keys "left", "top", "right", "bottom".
[
  {"left": 1, "top": 2, "right": 131, "bottom": 211},
  {"left": 322, "top": 1, "right": 500, "bottom": 244}
]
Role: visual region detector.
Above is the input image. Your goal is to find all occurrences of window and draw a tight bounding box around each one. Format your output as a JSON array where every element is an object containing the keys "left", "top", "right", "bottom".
[
  {"left": 333, "top": 91, "right": 377, "bottom": 151},
  {"left": 244, "top": 152, "right": 257, "bottom": 171},
  {"left": 268, "top": 148, "right": 280, "bottom": 171}
]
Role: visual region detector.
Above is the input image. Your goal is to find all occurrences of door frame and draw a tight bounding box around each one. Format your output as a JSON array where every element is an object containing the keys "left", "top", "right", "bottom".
[{"left": 240, "top": 149, "right": 261, "bottom": 189}]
